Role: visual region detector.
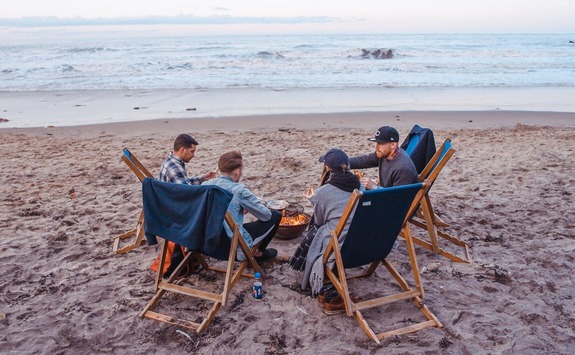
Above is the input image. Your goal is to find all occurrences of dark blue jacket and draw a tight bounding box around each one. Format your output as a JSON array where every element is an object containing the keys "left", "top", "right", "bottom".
[{"left": 400, "top": 124, "right": 436, "bottom": 174}]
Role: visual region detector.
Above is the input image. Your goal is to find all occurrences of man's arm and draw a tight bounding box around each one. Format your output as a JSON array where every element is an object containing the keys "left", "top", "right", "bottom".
[
  {"left": 159, "top": 156, "right": 202, "bottom": 185},
  {"left": 238, "top": 186, "right": 272, "bottom": 221},
  {"left": 349, "top": 152, "right": 379, "bottom": 169},
  {"left": 164, "top": 166, "right": 202, "bottom": 185}
]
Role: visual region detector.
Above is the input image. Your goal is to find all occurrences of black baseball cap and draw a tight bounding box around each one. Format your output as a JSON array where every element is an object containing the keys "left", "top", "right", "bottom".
[
  {"left": 319, "top": 148, "right": 349, "bottom": 170},
  {"left": 368, "top": 126, "right": 399, "bottom": 143}
]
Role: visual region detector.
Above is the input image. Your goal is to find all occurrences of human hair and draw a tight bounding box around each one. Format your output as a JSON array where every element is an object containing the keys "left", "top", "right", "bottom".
[
  {"left": 218, "top": 151, "right": 243, "bottom": 173},
  {"left": 173, "top": 134, "right": 199, "bottom": 151},
  {"left": 329, "top": 162, "right": 349, "bottom": 173}
]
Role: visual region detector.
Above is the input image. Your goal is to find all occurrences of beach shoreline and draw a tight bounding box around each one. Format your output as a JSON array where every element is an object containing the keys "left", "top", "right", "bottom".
[
  {"left": 1, "top": 86, "right": 575, "bottom": 129},
  {"left": 2, "top": 109, "right": 574, "bottom": 140}
]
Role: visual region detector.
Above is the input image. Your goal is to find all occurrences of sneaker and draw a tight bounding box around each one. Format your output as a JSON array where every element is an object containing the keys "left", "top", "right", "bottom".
[{"left": 254, "top": 248, "right": 278, "bottom": 263}]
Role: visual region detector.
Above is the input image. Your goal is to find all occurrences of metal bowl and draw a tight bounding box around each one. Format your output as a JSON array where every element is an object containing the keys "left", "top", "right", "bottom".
[
  {"left": 266, "top": 199, "right": 289, "bottom": 211},
  {"left": 276, "top": 212, "right": 311, "bottom": 240}
]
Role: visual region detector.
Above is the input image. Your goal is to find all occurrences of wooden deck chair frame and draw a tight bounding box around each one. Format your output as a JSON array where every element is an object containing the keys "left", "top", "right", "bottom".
[
  {"left": 406, "top": 138, "right": 470, "bottom": 263},
  {"left": 323, "top": 181, "right": 442, "bottom": 344},
  {"left": 139, "top": 213, "right": 262, "bottom": 333},
  {"left": 112, "top": 148, "right": 154, "bottom": 254},
  {"left": 318, "top": 164, "right": 330, "bottom": 187}
]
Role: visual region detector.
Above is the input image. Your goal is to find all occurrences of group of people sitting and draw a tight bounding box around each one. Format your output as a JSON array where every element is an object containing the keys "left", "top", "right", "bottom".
[{"left": 156, "top": 125, "right": 418, "bottom": 312}]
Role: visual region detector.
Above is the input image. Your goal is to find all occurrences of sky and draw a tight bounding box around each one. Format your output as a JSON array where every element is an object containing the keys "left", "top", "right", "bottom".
[{"left": 1, "top": 0, "right": 574, "bottom": 38}]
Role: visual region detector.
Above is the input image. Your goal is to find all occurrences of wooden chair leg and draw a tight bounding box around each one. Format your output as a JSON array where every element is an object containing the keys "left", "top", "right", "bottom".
[
  {"left": 112, "top": 210, "right": 146, "bottom": 254},
  {"left": 420, "top": 197, "right": 441, "bottom": 253},
  {"left": 197, "top": 302, "right": 222, "bottom": 334}
]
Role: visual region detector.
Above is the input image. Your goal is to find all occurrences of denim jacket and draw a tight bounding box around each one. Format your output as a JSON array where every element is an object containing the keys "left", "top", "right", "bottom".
[{"left": 202, "top": 176, "right": 271, "bottom": 248}]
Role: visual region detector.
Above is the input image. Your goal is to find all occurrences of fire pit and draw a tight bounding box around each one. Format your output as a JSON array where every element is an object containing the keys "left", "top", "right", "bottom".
[{"left": 275, "top": 203, "right": 311, "bottom": 240}]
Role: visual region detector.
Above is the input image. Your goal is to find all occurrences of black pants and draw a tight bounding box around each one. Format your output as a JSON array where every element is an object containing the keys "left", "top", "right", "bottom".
[{"left": 243, "top": 210, "right": 282, "bottom": 251}]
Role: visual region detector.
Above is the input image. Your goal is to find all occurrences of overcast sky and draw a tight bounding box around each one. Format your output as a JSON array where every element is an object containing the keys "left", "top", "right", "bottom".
[{"left": 1, "top": 0, "right": 574, "bottom": 35}]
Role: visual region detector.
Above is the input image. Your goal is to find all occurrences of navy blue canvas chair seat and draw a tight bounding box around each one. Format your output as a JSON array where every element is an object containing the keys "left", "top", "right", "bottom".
[
  {"left": 322, "top": 181, "right": 442, "bottom": 344},
  {"left": 112, "top": 148, "right": 155, "bottom": 254},
  {"left": 139, "top": 178, "right": 262, "bottom": 333},
  {"left": 340, "top": 184, "right": 421, "bottom": 268}
]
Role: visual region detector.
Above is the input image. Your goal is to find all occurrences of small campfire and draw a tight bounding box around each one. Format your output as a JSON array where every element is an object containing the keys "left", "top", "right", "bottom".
[
  {"left": 280, "top": 213, "right": 309, "bottom": 226},
  {"left": 276, "top": 203, "right": 311, "bottom": 240}
]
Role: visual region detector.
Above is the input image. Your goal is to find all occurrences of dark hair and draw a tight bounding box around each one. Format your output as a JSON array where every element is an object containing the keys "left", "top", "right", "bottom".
[
  {"left": 218, "top": 151, "right": 243, "bottom": 173},
  {"left": 173, "top": 134, "right": 198, "bottom": 151}
]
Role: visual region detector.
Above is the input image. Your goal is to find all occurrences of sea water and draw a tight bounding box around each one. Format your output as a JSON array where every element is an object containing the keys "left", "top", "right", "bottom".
[{"left": 1, "top": 33, "right": 574, "bottom": 91}]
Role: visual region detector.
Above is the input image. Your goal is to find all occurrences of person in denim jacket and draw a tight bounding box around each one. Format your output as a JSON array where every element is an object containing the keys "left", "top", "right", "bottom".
[{"left": 202, "top": 151, "right": 281, "bottom": 262}]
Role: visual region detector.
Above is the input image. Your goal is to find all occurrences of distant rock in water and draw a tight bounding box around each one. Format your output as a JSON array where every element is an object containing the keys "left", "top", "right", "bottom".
[
  {"left": 570, "top": 40, "right": 574, "bottom": 44},
  {"left": 0, "top": 118, "right": 9, "bottom": 123},
  {"left": 361, "top": 48, "right": 394, "bottom": 59},
  {"left": 257, "top": 51, "right": 285, "bottom": 59}
]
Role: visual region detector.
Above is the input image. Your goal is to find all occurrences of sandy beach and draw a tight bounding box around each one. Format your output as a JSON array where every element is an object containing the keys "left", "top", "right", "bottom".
[{"left": 1, "top": 104, "right": 574, "bottom": 353}]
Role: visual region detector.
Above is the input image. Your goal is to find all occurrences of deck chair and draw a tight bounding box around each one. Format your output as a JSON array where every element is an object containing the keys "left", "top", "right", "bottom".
[
  {"left": 112, "top": 148, "right": 154, "bottom": 254},
  {"left": 401, "top": 124, "right": 436, "bottom": 174},
  {"left": 139, "top": 178, "right": 262, "bottom": 333},
  {"left": 322, "top": 181, "right": 442, "bottom": 344},
  {"left": 406, "top": 138, "right": 470, "bottom": 263}
]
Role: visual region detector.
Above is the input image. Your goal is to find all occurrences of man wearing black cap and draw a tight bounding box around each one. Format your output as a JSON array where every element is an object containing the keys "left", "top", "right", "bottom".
[{"left": 350, "top": 126, "right": 418, "bottom": 189}]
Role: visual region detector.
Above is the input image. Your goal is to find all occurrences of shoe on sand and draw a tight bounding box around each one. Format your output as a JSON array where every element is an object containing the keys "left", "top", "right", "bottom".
[
  {"left": 318, "top": 290, "right": 340, "bottom": 308},
  {"left": 324, "top": 294, "right": 362, "bottom": 315},
  {"left": 254, "top": 248, "right": 278, "bottom": 263},
  {"left": 324, "top": 295, "right": 346, "bottom": 315},
  {"left": 317, "top": 284, "right": 335, "bottom": 304}
]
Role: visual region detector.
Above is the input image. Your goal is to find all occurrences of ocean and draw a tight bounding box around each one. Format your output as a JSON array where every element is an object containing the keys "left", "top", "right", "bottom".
[{"left": 1, "top": 33, "right": 574, "bottom": 91}]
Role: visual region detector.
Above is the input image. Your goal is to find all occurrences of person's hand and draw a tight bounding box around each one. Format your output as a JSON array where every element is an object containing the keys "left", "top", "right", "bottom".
[
  {"left": 360, "top": 176, "right": 377, "bottom": 190},
  {"left": 303, "top": 186, "right": 315, "bottom": 199},
  {"left": 203, "top": 171, "right": 217, "bottom": 180}
]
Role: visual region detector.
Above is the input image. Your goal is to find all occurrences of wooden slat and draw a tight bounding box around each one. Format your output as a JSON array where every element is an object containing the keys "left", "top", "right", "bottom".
[
  {"left": 354, "top": 311, "right": 381, "bottom": 345},
  {"left": 158, "top": 282, "right": 222, "bottom": 303},
  {"left": 318, "top": 165, "right": 330, "bottom": 186},
  {"left": 353, "top": 290, "right": 420, "bottom": 311},
  {"left": 403, "top": 222, "right": 425, "bottom": 298},
  {"left": 142, "top": 311, "right": 200, "bottom": 330},
  {"left": 197, "top": 302, "right": 222, "bottom": 333},
  {"left": 377, "top": 320, "right": 438, "bottom": 340},
  {"left": 414, "top": 296, "right": 443, "bottom": 328}
]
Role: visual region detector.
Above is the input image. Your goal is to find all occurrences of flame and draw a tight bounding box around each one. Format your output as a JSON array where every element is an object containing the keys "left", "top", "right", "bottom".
[
  {"left": 280, "top": 214, "right": 309, "bottom": 226},
  {"left": 354, "top": 169, "right": 365, "bottom": 178}
]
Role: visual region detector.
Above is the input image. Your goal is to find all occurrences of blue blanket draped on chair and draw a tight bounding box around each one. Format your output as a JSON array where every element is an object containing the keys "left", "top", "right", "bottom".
[
  {"left": 142, "top": 178, "right": 233, "bottom": 253},
  {"left": 401, "top": 124, "right": 436, "bottom": 174}
]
